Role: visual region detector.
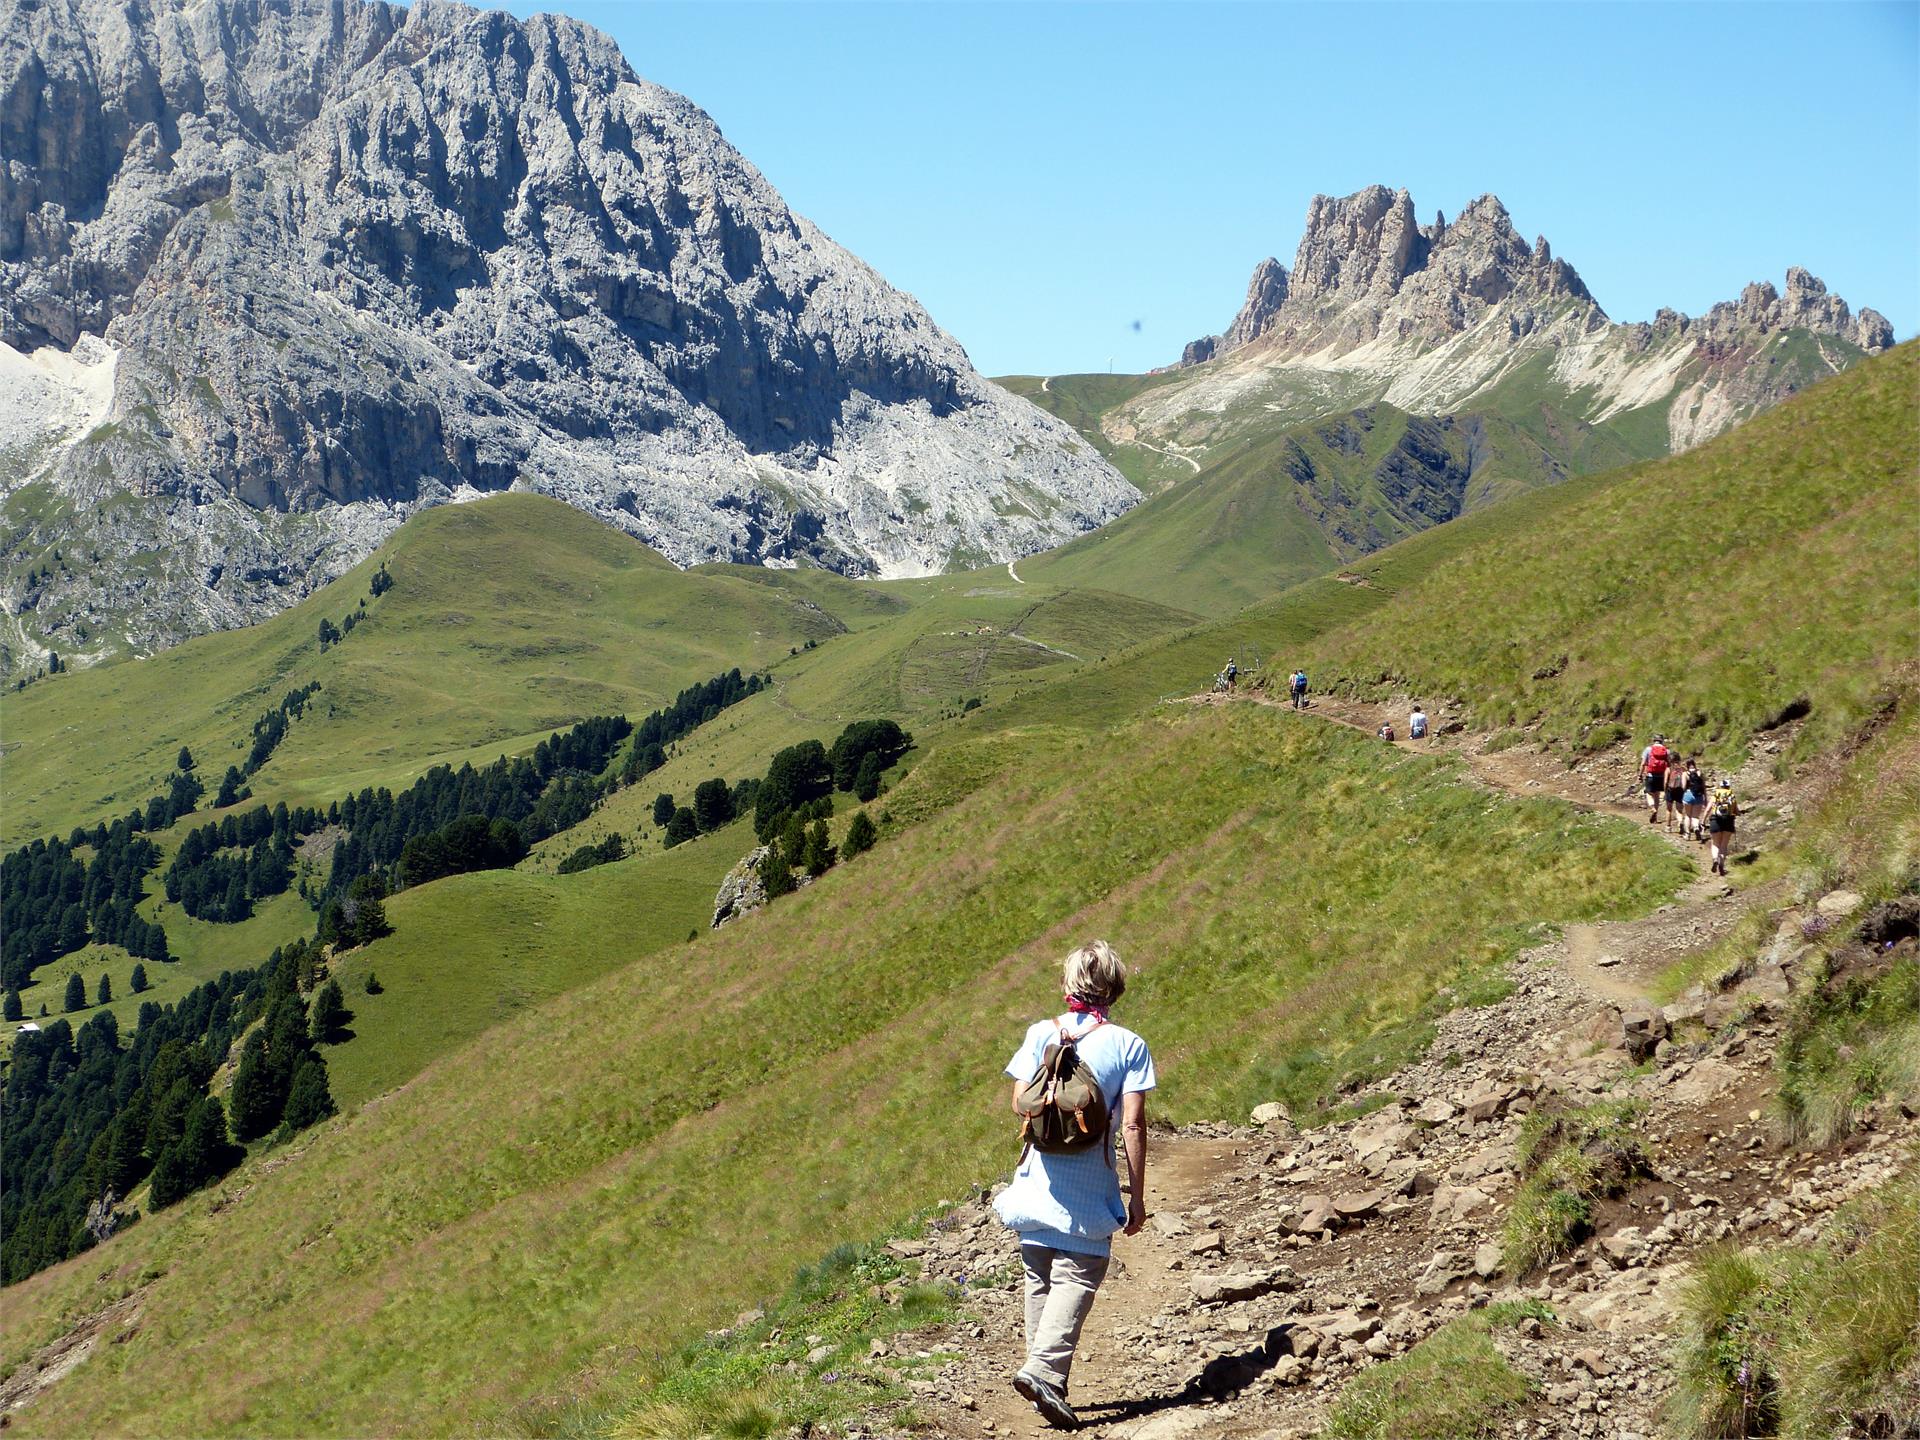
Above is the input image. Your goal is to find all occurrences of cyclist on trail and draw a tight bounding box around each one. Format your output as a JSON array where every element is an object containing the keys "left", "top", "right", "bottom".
[
  {"left": 1290, "top": 669, "right": 1308, "bottom": 709},
  {"left": 1706, "top": 782, "right": 1739, "bottom": 875},
  {"left": 1639, "top": 736, "right": 1672, "bottom": 824},
  {"left": 1680, "top": 758, "right": 1708, "bottom": 841},
  {"left": 1409, "top": 704, "right": 1429, "bottom": 741},
  {"left": 1663, "top": 750, "right": 1686, "bottom": 832}
]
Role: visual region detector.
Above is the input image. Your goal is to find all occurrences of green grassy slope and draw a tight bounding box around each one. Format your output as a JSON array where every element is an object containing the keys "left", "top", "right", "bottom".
[
  {"left": 0, "top": 496, "right": 867, "bottom": 846},
  {"left": 995, "top": 373, "right": 1193, "bottom": 490},
  {"left": 1310, "top": 341, "right": 1920, "bottom": 762},
  {"left": 0, "top": 705, "right": 1687, "bottom": 1437},
  {"left": 323, "top": 830, "right": 742, "bottom": 1108}
]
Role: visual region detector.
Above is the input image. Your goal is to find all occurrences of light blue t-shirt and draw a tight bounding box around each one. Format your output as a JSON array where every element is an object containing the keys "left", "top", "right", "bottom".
[{"left": 994, "top": 1015, "right": 1156, "bottom": 1256}]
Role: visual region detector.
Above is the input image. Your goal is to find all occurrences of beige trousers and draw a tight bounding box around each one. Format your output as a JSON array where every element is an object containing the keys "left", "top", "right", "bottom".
[{"left": 1019, "top": 1243, "right": 1110, "bottom": 1391}]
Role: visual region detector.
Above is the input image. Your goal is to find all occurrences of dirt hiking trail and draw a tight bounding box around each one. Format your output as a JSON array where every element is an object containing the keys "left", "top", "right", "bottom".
[{"left": 865, "top": 694, "right": 1915, "bottom": 1440}]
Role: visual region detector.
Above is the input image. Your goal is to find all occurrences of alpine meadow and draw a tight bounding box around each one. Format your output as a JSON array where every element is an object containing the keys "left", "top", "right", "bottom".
[{"left": 1, "top": 2, "right": 1916, "bottom": 1438}]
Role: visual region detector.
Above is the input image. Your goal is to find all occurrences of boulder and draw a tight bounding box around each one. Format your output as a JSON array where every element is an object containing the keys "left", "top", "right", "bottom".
[
  {"left": 711, "top": 847, "right": 772, "bottom": 927},
  {"left": 1333, "top": 1189, "right": 1387, "bottom": 1221},
  {"left": 1191, "top": 1269, "right": 1289, "bottom": 1305},
  {"left": 1619, "top": 1008, "right": 1670, "bottom": 1064},
  {"left": 1463, "top": 1086, "right": 1515, "bottom": 1122},
  {"left": 1415, "top": 1098, "right": 1458, "bottom": 1125},
  {"left": 1250, "top": 1101, "right": 1293, "bottom": 1129},
  {"left": 1815, "top": 890, "right": 1865, "bottom": 919}
]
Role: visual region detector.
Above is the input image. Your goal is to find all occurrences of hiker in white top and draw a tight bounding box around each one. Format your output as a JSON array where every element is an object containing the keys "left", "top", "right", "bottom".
[
  {"left": 995, "top": 941, "right": 1156, "bottom": 1429},
  {"left": 1409, "top": 705, "right": 1429, "bottom": 741}
]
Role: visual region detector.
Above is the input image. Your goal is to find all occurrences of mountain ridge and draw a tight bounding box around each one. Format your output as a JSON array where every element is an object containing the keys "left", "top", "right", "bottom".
[{"left": 0, "top": 0, "right": 1135, "bottom": 665}]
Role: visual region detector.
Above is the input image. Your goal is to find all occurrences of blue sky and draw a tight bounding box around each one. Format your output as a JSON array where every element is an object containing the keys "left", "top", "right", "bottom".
[{"left": 513, "top": 1, "right": 1919, "bottom": 376}]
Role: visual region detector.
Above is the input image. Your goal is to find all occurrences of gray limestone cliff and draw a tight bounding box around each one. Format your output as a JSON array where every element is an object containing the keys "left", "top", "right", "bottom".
[{"left": 0, "top": 0, "right": 1136, "bottom": 661}]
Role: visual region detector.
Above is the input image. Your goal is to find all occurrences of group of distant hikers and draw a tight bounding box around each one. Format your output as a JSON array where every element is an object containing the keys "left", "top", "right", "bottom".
[{"left": 1639, "top": 735, "right": 1741, "bottom": 875}]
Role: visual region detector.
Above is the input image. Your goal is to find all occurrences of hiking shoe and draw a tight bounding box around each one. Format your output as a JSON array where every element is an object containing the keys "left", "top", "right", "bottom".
[{"left": 1013, "top": 1371, "right": 1077, "bottom": 1429}]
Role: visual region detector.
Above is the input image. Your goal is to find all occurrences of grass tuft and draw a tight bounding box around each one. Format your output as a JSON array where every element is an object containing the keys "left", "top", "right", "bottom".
[
  {"left": 1326, "top": 1301, "right": 1552, "bottom": 1439},
  {"left": 1668, "top": 1166, "right": 1920, "bottom": 1439},
  {"left": 1502, "top": 1099, "right": 1649, "bottom": 1273}
]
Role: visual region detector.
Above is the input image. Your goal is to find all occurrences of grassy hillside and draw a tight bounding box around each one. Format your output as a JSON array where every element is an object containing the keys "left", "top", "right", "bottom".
[
  {"left": 0, "top": 497, "right": 872, "bottom": 846},
  {"left": 0, "top": 704, "right": 1687, "bottom": 1437},
  {"left": 1310, "top": 341, "right": 1920, "bottom": 763},
  {"left": 995, "top": 372, "right": 1194, "bottom": 490}
]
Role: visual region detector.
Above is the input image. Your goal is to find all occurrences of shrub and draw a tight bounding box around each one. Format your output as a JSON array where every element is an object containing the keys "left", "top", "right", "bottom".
[{"left": 842, "top": 812, "right": 878, "bottom": 859}]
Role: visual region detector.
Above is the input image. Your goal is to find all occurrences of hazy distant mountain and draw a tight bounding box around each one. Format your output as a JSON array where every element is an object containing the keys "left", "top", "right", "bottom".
[{"left": 0, "top": 0, "right": 1135, "bottom": 664}]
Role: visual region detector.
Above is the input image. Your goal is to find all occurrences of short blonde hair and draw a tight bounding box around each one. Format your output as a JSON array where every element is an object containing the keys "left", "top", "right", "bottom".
[{"left": 1063, "top": 940, "right": 1126, "bottom": 1008}]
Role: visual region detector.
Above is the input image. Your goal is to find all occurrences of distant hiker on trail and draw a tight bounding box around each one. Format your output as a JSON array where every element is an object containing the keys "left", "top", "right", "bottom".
[
  {"left": 1224, "top": 658, "right": 1238, "bottom": 692},
  {"left": 1378, "top": 722, "right": 1396, "bottom": 742},
  {"left": 1663, "top": 751, "right": 1687, "bottom": 832},
  {"left": 1409, "top": 704, "right": 1429, "bottom": 741},
  {"left": 1289, "top": 669, "right": 1308, "bottom": 709},
  {"left": 1707, "top": 783, "right": 1740, "bottom": 875},
  {"left": 996, "top": 941, "right": 1156, "bottom": 1429},
  {"left": 1680, "top": 758, "right": 1708, "bottom": 841},
  {"left": 1640, "top": 736, "right": 1672, "bottom": 823}
]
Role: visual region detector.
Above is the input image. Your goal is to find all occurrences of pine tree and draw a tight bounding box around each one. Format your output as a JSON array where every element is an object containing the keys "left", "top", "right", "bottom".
[
  {"left": 177, "top": 746, "right": 195, "bottom": 772},
  {"left": 106, "top": 1114, "right": 146, "bottom": 1194},
  {"left": 364, "top": 971, "right": 384, "bottom": 995},
  {"left": 802, "top": 820, "right": 835, "bottom": 878},
  {"left": 229, "top": 1032, "right": 285, "bottom": 1142},
  {"left": 853, "top": 751, "right": 884, "bottom": 802},
  {"left": 664, "top": 808, "right": 699, "bottom": 848},
  {"left": 692, "top": 777, "right": 735, "bottom": 832},
  {"left": 651, "top": 792, "right": 677, "bottom": 827},
  {"left": 130, "top": 963, "right": 148, "bottom": 993},
  {"left": 759, "top": 844, "right": 796, "bottom": 899},
  {"left": 96, "top": 972, "right": 112, "bottom": 1005},
  {"left": 282, "top": 1054, "right": 337, "bottom": 1131},
  {"left": 2, "top": 989, "right": 20, "bottom": 1021},
  {"left": 147, "top": 1145, "right": 190, "bottom": 1208},
  {"left": 778, "top": 810, "right": 807, "bottom": 861},
  {"left": 178, "top": 1096, "right": 235, "bottom": 1187},
  {"left": 310, "top": 980, "right": 350, "bottom": 1044},
  {"left": 63, "top": 972, "right": 86, "bottom": 1012},
  {"left": 843, "top": 810, "right": 878, "bottom": 858}
]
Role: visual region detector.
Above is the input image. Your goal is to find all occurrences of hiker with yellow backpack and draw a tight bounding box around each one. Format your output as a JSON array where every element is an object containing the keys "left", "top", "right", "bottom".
[
  {"left": 996, "top": 941, "right": 1157, "bottom": 1429},
  {"left": 1707, "top": 782, "right": 1740, "bottom": 875}
]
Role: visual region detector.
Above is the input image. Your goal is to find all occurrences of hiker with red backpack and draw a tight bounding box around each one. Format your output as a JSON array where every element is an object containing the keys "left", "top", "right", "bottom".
[
  {"left": 1639, "top": 736, "right": 1673, "bottom": 824},
  {"left": 996, "top": 941, "right": 1157, "bottom": 1429}
]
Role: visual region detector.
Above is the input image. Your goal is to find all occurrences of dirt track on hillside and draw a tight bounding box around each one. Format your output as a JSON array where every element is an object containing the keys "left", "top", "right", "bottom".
[{"left": 874, "top": 693, "right": 1901, "bottom": 1440}]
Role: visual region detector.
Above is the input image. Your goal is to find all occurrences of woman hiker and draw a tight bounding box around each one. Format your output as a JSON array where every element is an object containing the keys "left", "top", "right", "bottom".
[
  {"left": 995, "top": 941, "right": 1157, "bottom": 1429},
  {"left": 1707, "top": 782, "right": 1740, "bottom": 875},
  {"left": 1680, "top": 757, "right": 1708, "bottom": 842},
  {"left": 1663, "top": 751, "right": 1687, "bottom": 832}
]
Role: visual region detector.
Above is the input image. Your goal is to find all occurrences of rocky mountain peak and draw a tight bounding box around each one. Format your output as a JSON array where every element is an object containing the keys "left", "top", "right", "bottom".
[
  {"left": 0, "top": 0, "right": 1136, "bottom": 660},
  {"left": 1179, "top": 184, "right": 1888, "bottom": 370}
]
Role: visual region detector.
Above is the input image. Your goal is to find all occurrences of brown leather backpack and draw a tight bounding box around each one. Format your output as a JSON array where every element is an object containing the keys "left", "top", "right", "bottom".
[{"left": 1013, "top": 1019, "right": 1111, "bottom": 1159}]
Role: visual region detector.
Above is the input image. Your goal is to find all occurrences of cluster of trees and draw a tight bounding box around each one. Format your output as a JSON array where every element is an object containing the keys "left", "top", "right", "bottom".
[
  {"left": 618, "top": 670, "right": 767, "bottom": 785},
  {"left": 752, "top": 721, "right": 910, "bottom": 843},
  {"left": 1, "top": 943, "right": 337, "bottom": 1285},
  {"left": 317, "top": 714, "right": 632, "bottom": 910},
  {"left": 229, "top": 973, "right": 341, "bottom": 1143},
  {"left": 239, "top": 681, "right": 323, "bottom": 784},
  {"left": 369, "top": 564, "right": 393, "bottom": 598},
  {"left": 395, "top": 815, "right": 526, "bottom": 887},
  {"left": 162, "top": 802, "right": 321, "bottom": 923},
  {"left": 317, "top": 875, "right": 391, "bottom": 952},
  {"left": 652, "top": 776, "right": 758, "bottom": 848},
  {"left": 557, "top": 834, "right": 626, "bottom": 874},
  {"left": 2, "top": 824, "right": 171, "bottom": 991}
]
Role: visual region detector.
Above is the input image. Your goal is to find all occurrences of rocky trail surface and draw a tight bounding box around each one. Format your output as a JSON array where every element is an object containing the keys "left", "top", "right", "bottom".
[{"left": 854, "top": 701, "right": 1911, "bottom": 1439}]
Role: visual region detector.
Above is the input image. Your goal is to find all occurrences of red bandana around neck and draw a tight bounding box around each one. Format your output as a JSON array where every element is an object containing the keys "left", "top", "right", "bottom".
[{"left": 1064, "top": 994, "right": 1108, "bottom": 1023}]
